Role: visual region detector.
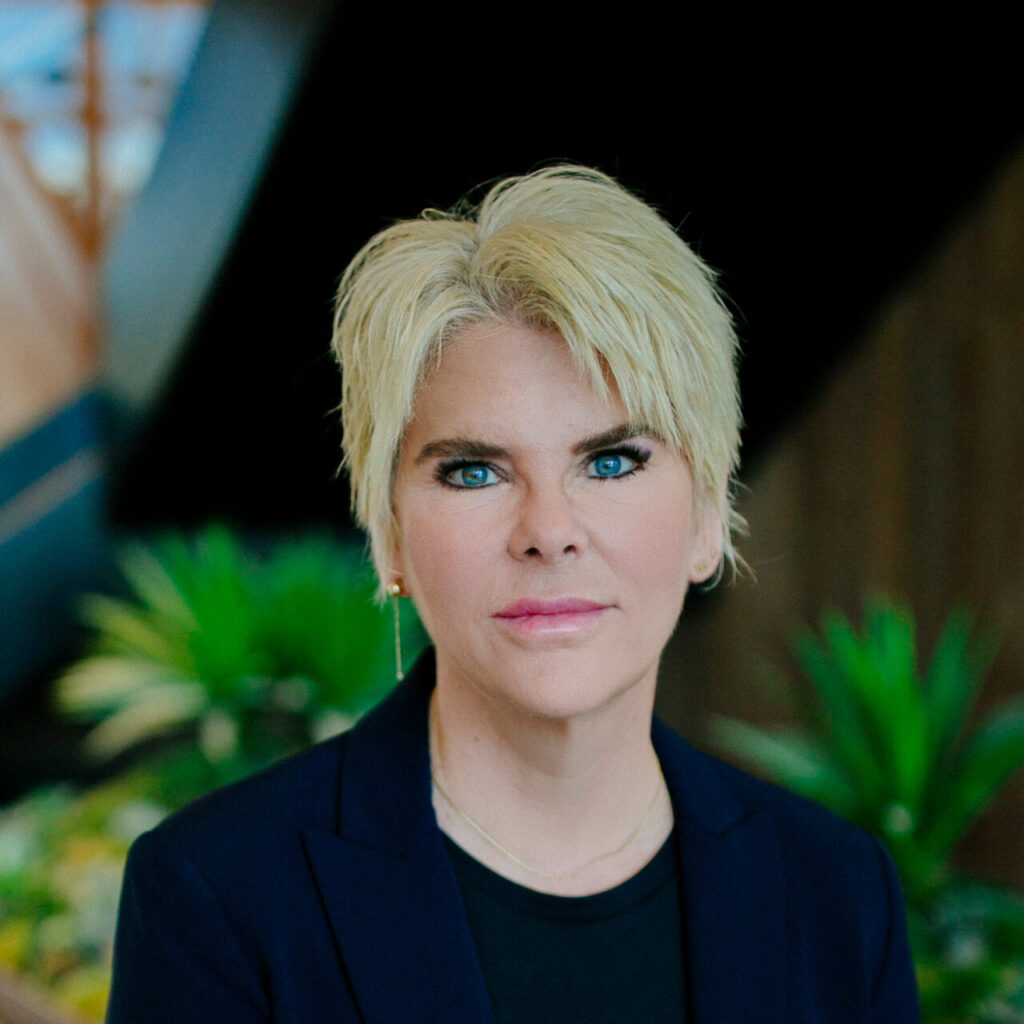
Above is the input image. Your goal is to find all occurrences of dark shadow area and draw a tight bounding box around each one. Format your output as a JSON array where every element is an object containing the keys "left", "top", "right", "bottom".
[{"left": 108, "top": 8, "right": 1024, "bottom": 529}]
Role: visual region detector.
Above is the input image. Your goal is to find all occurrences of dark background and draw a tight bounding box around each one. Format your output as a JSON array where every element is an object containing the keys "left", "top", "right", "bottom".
[{"left": 108, "top": 8, "right": 1023, "bottom": 536}]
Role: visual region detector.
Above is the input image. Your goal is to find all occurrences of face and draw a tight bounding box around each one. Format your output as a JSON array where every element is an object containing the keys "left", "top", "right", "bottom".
[{"left": 390, "top": 321, "right": 720, "bottom": 723}]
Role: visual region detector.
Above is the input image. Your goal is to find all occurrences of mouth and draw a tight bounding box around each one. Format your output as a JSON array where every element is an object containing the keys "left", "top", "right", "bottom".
[{"left": 493, "top": 597, "right": 611, "bottom": 636}]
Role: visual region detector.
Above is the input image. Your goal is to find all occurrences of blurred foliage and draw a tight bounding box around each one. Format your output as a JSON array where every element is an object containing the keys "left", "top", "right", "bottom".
[
  {"left": 57, "top": 525, "right": 426, "bottom": 779},
  {"left": 0, "top": 752, "right": 212, "bottom": 1020},
  {"left": 1, "top": 526, "right": 426, "bottom": 1021},
  {"left": 713, "top": 597, "right": 1024, "bottom": 1023}
]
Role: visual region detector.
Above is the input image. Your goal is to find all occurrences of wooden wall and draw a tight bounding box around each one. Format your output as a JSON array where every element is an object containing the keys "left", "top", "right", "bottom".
[{"left": 660, "top": 144, "right": 1024, "bottom": 890}]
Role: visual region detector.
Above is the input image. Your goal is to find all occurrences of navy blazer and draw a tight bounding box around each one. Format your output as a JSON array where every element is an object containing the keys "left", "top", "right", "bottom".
[{"left": 107, "top": 651, "right": 919, "bottom": 1022}]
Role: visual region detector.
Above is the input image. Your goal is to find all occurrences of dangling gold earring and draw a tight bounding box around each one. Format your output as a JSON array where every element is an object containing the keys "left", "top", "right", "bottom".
[{"left": 387, "top": 580, "right": 405, "bottom": 682}]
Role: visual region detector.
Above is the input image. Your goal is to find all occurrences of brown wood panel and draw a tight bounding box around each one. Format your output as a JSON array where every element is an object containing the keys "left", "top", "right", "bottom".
[{"left": 659, "top": 143, "right": 1024, "bottom": 890}]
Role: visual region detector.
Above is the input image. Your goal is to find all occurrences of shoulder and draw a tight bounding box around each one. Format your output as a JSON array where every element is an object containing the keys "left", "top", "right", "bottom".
[
  {"left": 131, "top": 661, "right": 434, "bottom": 870},
  {"left": 111, "top": 734, "right": 369, "bottom": 1021},
  {"left": 657, "top": 720, "right": 904, "bottom": 937},
  {"left": 699, "top": 745, "right": 904, "bottom": 917},
  {"left": 656, "top": 718, "right": 884, "bottom": 869},
  {"left": 130, "top": 731, "right": 350, "bottom": 884},
  {"left": 117, "top": 733, "right": 354, "bottom": 978},
  {"left": 657, "top": 727, "right": 918, "bottom": 1016},
  {"left": 701, "top": 745, "right": 882, "bottom": 858}
]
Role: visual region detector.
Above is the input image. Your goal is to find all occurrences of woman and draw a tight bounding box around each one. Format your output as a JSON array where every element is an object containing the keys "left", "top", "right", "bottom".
[{"left": 108, "top": 167, "right": 919, "bottom": 1022}]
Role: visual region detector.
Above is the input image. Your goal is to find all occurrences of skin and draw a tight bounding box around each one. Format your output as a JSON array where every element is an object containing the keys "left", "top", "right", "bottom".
[{"left": 391, "top": 320, "right": 720, "bottom": 895}]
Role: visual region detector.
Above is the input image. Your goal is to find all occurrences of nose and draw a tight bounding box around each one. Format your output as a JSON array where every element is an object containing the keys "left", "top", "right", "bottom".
[{"left": 508, "top": 482, "right": 588, "bottom": 563}]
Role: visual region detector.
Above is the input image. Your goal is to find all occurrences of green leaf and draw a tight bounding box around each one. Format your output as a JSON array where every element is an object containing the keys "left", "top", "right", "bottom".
[
  {"left": 924, "top": 610, "right": 1000, "bottom": 765},
  {"left": 59, "top": 526, "right": 416, "bottom": 769},
  {"left": 80, "top": 594, "right": 189, "bottom": 666},
  {"left": 792, "top": 619, "right": 891, "bottom": 806},
  {"left": 83, "top": 683, "right": 208, "bottom": 759},
  {"left": 57, "top": 657, "right": 190, "bottom": 716},
  {"left": 711, "top": 716, "right": 858, "bottom": 818},
  {"left": 861, "top": 600, "right": 931, "bottom": 812},
  {"left": 922, "top": 700, "right": 1024, "bottom": 864},
  {"left": 114, "top": 543, "right": 196, "bottom": 629},
  {"left": 711, "top": 595, "right": 1024, "bottom": 1022}
]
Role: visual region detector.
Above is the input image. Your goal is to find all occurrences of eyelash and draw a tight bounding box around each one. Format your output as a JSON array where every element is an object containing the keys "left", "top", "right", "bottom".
[
  {"left": 436, "top": 459, "right": 502, "bottom": 489},
  {"left": 587, "top": 443, "right": 651, "bottom": 481},
  {"left": 436, "top": 444, "right": 652, "bottom": 489}
]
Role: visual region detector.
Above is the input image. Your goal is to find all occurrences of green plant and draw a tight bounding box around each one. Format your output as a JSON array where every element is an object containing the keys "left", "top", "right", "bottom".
[
  {"left": 712, "top": 597, "right": 1024, "bottom": 1023},
  {"left": 57, "top": 526, "right": 426, "bottom": 777},
  {"left": 1, "top": 528, "right": 426, "bottom": 1020}
]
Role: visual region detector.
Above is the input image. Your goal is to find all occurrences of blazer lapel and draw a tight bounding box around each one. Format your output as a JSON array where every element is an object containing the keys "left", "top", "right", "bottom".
[
  {"left": 303, "top": 658, "right": 787, "bottom": 1024},
  {"left": 654, "top": 721, "right": 788, "bottom": 1024},
  {"left": 303, "top": 652, "right": 495, "bottom": 1023}
]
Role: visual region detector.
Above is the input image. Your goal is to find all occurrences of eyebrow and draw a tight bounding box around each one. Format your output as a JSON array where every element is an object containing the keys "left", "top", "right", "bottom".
[
  {"left": 571, "top": 423, "right": 659, "bottom": 455},
  {"left": 414, "top": 424, "right": 658, "bottom": 465},
  {"left": 414, "top": 438, "right": 510, "bottom": 464}
]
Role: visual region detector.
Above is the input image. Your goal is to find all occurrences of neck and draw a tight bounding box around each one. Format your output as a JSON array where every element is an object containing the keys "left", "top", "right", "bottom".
[{"left": 428, "top": 669, "right": 672, "bottom": 896}]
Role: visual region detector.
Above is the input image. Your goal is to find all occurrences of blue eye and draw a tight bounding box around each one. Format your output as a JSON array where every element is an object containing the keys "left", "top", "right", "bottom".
[
  {"left": 587, "top": 452, "right": 636, "bottom": 478},
  {"left": 444, "top": 463, "right": 499, "bottom": 488}
]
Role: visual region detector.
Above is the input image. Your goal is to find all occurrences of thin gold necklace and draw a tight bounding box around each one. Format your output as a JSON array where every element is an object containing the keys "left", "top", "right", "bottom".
[{"left": 429, "top": 703, "right": 666, "bottom": 880}]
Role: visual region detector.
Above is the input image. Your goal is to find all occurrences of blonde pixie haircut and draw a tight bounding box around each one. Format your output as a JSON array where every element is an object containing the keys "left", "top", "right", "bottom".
[{"left": 332, "top": 165, "right": 743, "bottom": 595}]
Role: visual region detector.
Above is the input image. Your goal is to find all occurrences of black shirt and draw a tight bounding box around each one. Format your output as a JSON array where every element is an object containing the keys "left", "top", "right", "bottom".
[{"left": 444, "top": 831, "right": 687, "bottom": 1023}]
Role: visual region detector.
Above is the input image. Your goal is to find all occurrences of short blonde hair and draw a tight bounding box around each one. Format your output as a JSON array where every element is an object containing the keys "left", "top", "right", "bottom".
[{"left": 332, "top": 165, "right": 743, "bottom": 595}]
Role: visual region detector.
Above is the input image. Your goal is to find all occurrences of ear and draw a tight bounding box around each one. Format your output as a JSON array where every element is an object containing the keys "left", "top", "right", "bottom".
[{"left": 687, "top": 505, "right": 723, "bottom": 584}]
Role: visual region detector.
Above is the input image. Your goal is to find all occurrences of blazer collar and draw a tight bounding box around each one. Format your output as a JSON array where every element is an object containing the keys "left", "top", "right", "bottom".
[
  {"left": 303, "top": 650, "right": 495, "bottom": 1023},
  {"left": 305, "top": 651, "right": 786, "bottom": 1023}
]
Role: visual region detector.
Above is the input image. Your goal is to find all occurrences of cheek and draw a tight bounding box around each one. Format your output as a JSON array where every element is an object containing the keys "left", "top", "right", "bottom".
[
  {"left": 602, "top": 489, "right": 696, "bottom": 576},
  {"left": 397, "top": 509, "right": 490, "bottom": 630},
  {"left": 644, "top": 515, "right": 697, "bottom": 593},
  {"left": 638, "top": 516, "right": 697, "bottom": 643},
  {"left": 614, "top": 520, "right": 700, "bottom": 632}
]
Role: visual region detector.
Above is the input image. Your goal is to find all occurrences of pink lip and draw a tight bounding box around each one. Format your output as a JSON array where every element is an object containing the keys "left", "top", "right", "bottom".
[
  {"left": 493, "top": 597, "right": 611, "bottom": 636},
  {"left": 496, "top": 598, "right": 608, "bottom": 618}
]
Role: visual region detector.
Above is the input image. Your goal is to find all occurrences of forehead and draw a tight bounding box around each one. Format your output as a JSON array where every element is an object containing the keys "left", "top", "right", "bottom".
[{"left": 403, "top": 322, "right": 625, "bottom": 445}]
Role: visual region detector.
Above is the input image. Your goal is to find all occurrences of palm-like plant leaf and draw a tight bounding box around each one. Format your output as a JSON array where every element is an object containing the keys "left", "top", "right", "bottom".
[
  {"left": 792, "top": 618, "right": 899, "bottom": 815},
  {"left": 59, "top": 657, "right": 191, "bottom": 715},
  {"left": 923, "top": 700, "right": 1024, "bottom": 867},
  {"left": 710, "top": 717, "right": 858, "bottom": 816},
  {"left": 923, "top": 611, "right": 981, "bottom": 755},
  {"left": 79, "top": 593, "right": 190, "bottom": 666},
  {"left": 83, "top": 683, "right": 208, "bottom": 759},
  {"left": 710, "top": 596, "right": 1024, "bottom": 1022},
  {"left": 718, "top": 599, "right": 1019, "bottom": 872},
  {"left": 57, "top": 526, "right": 426, "bottom": 770}
]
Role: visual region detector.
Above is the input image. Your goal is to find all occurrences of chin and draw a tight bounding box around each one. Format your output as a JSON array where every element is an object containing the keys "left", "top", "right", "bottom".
[{"left": 484, "top": 654, "right": 658, "bottom": 726}]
